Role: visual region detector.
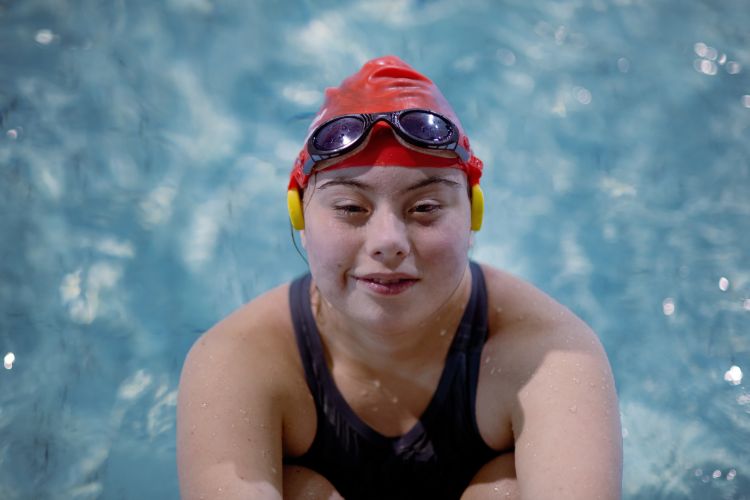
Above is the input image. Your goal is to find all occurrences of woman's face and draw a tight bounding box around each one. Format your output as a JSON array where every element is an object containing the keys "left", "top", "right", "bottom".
[{"left": 301, "top": 165, "right": 473, "bottom": 333}]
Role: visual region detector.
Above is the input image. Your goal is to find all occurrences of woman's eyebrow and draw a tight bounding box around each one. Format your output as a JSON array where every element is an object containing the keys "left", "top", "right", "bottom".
[
  {"left": 401, "top": 177, "right": 462, "bottom": 193},
  {"left": 318, "top": 178, "right": 371, "bottom": 191}
]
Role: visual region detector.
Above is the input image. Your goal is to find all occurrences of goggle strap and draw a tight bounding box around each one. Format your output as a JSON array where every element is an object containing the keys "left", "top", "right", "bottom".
[
  {"left": 302, "top": 156, "right": 316, "bottom": 176},
  {"left": 454, "top": 143, "right": 471, "bottom": 163}
]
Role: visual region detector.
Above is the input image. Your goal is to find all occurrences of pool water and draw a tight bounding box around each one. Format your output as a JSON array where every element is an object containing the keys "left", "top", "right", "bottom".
[{"left": 1, "top": 0, "right": 748, "bottom": 498}]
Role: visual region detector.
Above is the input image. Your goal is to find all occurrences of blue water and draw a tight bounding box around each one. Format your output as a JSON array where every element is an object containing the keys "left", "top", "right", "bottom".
[{"left": 1, "top": 0, "right": 749, "bottom": 498}]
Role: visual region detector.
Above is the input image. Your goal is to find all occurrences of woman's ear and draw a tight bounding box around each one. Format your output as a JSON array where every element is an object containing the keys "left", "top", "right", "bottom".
[{"left": 287, "top": 188, "right": 305, "bottom": 230}]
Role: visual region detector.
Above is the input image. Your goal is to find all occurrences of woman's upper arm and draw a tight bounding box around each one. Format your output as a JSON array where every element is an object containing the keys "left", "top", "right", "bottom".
[
  {"left": 510, "top": 318, "right": 622, "bottom": 500},
  {"left": 177, "top": 313, "right": 288, "bottom": 500}
]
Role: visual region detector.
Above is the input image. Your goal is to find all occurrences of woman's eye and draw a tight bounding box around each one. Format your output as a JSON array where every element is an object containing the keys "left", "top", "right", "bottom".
[
  {"left": 412, "top": 203, "right": 440, "bottom": 214},
  {"left": 334, "top": 204, "right": 366, "bottom": 214}
]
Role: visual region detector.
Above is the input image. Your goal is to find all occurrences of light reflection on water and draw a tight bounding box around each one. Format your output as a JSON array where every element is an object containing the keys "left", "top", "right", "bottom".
[{"left": 1, "top": 0, "right": 749, "bottom": 498}]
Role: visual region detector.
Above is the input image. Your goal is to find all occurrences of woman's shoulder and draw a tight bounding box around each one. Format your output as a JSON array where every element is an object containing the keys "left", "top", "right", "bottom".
[
  {"left": 477, "top": 262, "right": 590, "bottom": 332},
  {"left": 182, "top": 281, "right": 302, "bottom": 386},
  {"left": 476, "top": 262, "right": 601, "bottom": 366}
]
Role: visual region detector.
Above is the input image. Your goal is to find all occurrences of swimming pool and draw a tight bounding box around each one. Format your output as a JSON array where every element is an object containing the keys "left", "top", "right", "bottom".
[{"left": 1, "top": 0, "right": 748, "bottom": 498}]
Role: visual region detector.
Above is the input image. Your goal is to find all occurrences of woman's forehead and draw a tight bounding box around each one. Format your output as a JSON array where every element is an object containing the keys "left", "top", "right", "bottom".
[{"left": 312, "top": 165, "right": 467, "bottom": 187}]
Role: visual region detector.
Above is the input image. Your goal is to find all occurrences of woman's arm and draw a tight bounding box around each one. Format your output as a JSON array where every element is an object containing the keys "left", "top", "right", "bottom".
[
  {"left": 177, "top": 306, "right": 289, "bottom": 500},
  {"left": 461, "top": 451, "right": 519, "bottom": 499},
  {"left": 510, "top": 317, "right": 622, "bottom": 499},
  {"left": 478, "top": 265, "right": 622, "bottom": 499},
  {"left": 283, "top": 465, "right": 344, "bottom": 499}
]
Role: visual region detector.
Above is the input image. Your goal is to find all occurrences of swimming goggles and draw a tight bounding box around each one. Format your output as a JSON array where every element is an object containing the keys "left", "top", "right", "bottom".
[{"left": 302, "top": 109, "right": 471, "bottom": 175}]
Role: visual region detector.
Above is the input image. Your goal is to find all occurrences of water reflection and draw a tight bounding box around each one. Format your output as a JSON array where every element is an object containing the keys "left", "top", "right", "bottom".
[
  {"left": 726, "top": 61, "right": 741, "bottom": 74},
  {"left": 496, "top": 48, "right": 516, "bottom": 66},
  {"left": 694, "top": 41, "right": 743, "bottom": 76},
  {"left": 718, "top": 277, "right": 729, "bottom": 291},
  {"left": 34, "top": 29, "right": 55, "bottom": 45},
  {"left": 693, "top": 59, "right": 718, "bottom": 76},
  {"left": 723, "top": 365, "right": 742, "bottom": 386},
  {"left": 662, "top": 298, "right": 675, "bottom": 316}
]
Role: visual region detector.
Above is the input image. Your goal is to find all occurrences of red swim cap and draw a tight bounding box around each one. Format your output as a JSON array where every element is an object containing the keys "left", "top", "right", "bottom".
[{"left": 288, "top": 56, "right": 483, "bottom": 190}]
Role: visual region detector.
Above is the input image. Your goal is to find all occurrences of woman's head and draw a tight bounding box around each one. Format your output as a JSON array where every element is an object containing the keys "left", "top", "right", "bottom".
[
  {"left": 288, "top": 56, "right": 484, "bottom": 231},
  {"left": 288, "top": 56, "right": 483, "bottom": 332}
]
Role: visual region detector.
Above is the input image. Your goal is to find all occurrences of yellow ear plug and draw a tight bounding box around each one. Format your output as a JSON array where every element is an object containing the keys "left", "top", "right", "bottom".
[
  {"left": 287, "top": 187, "right": 305, "bottom": 230},
  {"left": 470, "top": 184, "right": 484, "bottom": 231}
]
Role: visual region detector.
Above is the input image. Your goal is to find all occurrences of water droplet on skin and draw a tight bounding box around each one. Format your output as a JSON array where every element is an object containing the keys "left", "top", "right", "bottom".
[
  {"left": 271, "top": 467, "right": 278, "bottom": 474},
  {"left": 573, "top": 377, "right": 580, "bottom": 384},
  {"left": 372, "top": 406, "right": 379, "bottom": 412},
  {"left": 200, "top": 402, "right": 208, "bottom": 408},
  {"left": 439, "top": 329, "right": 447, "bottom": 336},
  {"left": 485, "top": 356, "right": 491, "bottom": 364},
  {"left": 569, "top": 405, "right": 578, "bottom": 413},
  {"left": 373, "top": 379, "right": 381, "bottom": 388},
  {"left": 391, "top": 396, "right": 398, "bottom": 403},
  {"left": 360, "top": 389, "right": 369, "bottom": 396}
]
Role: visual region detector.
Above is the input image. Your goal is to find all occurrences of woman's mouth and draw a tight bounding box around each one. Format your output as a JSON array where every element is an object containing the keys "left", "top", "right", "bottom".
[{"left": 355, "top": 276, "right": 418, "bottom": 296}]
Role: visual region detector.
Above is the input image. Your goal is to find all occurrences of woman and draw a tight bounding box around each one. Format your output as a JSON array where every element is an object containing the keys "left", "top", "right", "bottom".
[{"left": 177, "top": 56, "right": 622, "bottom": 499}]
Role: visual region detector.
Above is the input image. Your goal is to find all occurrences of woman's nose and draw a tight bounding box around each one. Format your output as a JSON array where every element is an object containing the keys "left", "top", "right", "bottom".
[{"left": 365, "top": 209, "right": 410, "bottom": 265}]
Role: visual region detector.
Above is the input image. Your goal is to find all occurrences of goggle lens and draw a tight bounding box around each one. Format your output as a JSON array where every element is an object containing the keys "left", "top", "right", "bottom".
[
  {"left": 399, "top": 111, "right": 452, "bottom": 144},
  {"left": 313, "top": 116, "right": 365, "bottom": 152}
]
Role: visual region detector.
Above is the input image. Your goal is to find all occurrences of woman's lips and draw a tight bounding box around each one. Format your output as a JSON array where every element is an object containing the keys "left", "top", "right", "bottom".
[{"left": 355, "top": 276, "right": 418, "bottom": 296}]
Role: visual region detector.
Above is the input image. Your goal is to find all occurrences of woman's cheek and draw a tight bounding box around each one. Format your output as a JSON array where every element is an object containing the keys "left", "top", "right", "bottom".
[
  {"left": 417, "top": 221, "right": 471, "bottom": 258},
  {"left": 307, "top": 225, "right": 358, "bottom": 274}
]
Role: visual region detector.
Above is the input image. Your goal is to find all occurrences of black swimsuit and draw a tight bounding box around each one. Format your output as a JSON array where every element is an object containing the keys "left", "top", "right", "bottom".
[{"left": 284, "top": 261, "right": 501, "bottom": 499}]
